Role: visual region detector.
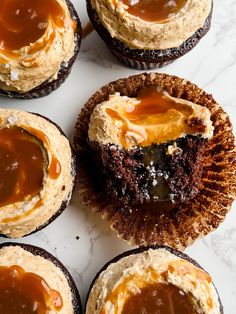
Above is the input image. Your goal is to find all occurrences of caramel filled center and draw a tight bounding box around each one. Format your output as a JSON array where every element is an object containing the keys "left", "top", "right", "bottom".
[
  {"left": 121, "top": 0, "right": 188, "bottom": 22},
  {"left": 0, "top": 265, "right": 63, "bottom": 314},
  {"left": 122, "top": 283, "right": 197, "bottom": 314},
  {"left": 0, "top": 126, "right": 45, "bottom": 208},
  {"left": 0, "top": 0, "right": 66, "bottom": 51}
]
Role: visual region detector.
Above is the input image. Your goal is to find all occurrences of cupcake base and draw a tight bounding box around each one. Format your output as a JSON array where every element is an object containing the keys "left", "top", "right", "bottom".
[
  {"left": 87, "top": 0, "right": 212, "bottom": 70},
  {"left": 0, "top": 243, "right": 83, "bottom": 314},
  {"left": 74, "top": 72, "right": 236, "bottom": 250},
  {"left": 0, "top": 0, "right": 82, "bottom": 99}
]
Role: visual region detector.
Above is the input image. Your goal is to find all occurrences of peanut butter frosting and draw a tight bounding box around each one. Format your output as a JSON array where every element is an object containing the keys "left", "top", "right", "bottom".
[
  {"left": 0, "top": 0, "right": 76, "bottom": 93},
  {"left": 86, "top": 248, "right": 221, "bottom": 314},
  {"left": 0, "top": 109, "right": 74, "bottom": 238},
  {"left": 88, "top": 87, "right": 214, "bottom": 150},
  {"left": 90, "top": 0, "right": 212, "bottom": 50}
]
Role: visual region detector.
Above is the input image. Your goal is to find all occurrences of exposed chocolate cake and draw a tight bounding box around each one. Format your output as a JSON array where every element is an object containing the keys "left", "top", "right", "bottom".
[{"left": 90, "top": 136, "right": 207, "bottom": 206}]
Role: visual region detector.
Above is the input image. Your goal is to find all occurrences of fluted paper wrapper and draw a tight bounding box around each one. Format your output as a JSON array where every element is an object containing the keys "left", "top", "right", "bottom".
[{"left": 75, "top": 73, "right": 236, "bottom": 250}]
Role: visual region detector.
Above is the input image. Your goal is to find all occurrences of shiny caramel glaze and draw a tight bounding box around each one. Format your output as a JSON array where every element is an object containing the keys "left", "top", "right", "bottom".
[
  {"left": 121, "top": 0, "right": 188, "bottom": 22},
  {"left": 0, "top": 265, "right": 63, "bottom": 314},
  {"left": 25, "top": 126, "right": 61, "bottom": 180},
  {"left": 0, "top": 0, "right": 66, "bottom": 51},
  {"left": 121, "top": 283, "right": 197, "bottom": 314},
  {"left": 0, "top": 127, "right": 45, "bottom": 208},
  {"left": 106, "top": 86, "right": 205, "bottom": 149}
]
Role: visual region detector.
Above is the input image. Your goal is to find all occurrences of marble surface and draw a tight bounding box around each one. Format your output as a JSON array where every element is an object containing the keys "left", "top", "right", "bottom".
[{"left": 0, "top": 0, "right": 236, "bottom": 312}]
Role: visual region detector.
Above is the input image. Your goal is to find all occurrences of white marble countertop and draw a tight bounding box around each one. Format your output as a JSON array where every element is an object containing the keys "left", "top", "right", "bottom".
[{"left": 0, "top": 0, "right": 235, "bottom": 312}]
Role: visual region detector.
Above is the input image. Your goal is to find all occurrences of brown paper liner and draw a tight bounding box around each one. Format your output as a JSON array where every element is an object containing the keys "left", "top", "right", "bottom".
[
  {"left": 74, "top": 73, "right": 236, "bottom": 250},
  {"left": 0, "top": 0, "right": 82, "bottom": 99},
  {"left": 0, "top": 243, "right": 83, "bottom": 314}
]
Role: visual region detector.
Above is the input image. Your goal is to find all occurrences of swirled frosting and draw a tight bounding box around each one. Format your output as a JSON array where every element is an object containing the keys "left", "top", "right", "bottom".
[{"left": 90, "top": 0, "right": 212, "bottom": 49}]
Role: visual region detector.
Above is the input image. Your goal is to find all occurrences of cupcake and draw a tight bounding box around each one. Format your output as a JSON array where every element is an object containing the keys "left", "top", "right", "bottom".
[
  {"left": 74, "top": 73, "right": 236, "bottom": 249},
  {"left": 87, "top": 0, "right": 212, "bottom": 69},
  {"left": 0, "top": 0, "right": 81, "bottom": 99},
  {"left": 0, "top": 109, "right": 76, "bottom": 238},
  {"left": 86, "top": 246, "right": 223, "bottom": 313},
  {"left": 0, "top": 243, "right": 82, "bottom": 313}
]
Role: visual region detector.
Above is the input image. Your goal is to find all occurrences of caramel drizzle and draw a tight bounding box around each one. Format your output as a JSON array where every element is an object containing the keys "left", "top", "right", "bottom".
[
  {"left": 120, "top": 0, "right": 188, "bottom": 22},
  {"left": 105, "top": 87, "right": 198, "bottom": 149},
  {"left": 23, "top": 126, "right": 61, "bottom": 180},
  {"left": 0, "top": 265, "right": 63, "bottom": 313},
  {"left": 0, "top": 0, "right": 75, "bottom": 63}
]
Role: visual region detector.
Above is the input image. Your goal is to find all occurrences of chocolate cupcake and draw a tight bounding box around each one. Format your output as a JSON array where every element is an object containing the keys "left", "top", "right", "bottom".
[
  {"left": 87, "top": 0, "right": 212, "bottom": 69},
  {"left": 0, "top": 0, "right": 81, "bottom": 99},
  {"left": 0, "top": 243, "right": 82, "bottom": 313},
  {"left": 0, "top": 109, "right": 75, "bottom": 238},
  {"left": 86, "top": 246, "right": 223, "bottom": 313},
  {"left": 74, "top": 73, "right": 236, "bottom": 249}
]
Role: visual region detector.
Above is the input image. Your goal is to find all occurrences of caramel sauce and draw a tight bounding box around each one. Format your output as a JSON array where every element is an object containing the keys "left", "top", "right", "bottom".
[
  {"left": 121, "top": 283, "right": 197, "bottom": 314},
  {"left": 168, "top": 261, "right": 212, "bottom": 283},
  {"left": 0, "top": 265, "right": 63, "bottom": 314},
  {"left": 25, "top": 126, "right": 61, "bottom": 180},
  {"left": 0, "top": 127, "right": 44, "bottom": 208},
  {"left": 106, "top": 86, "right": 201, "bottom": 149},
  {"left": 49, "top": 156, "right": 62, "bottom": 179},
  {"left": 2, "top": 199, "right": 43, "bottom": 223},
  {"left": 121, "top": 0, "right": 188, "bottom": 22},
  {"left": 0, "top": 0, "right": 66, "bottom": 51}
]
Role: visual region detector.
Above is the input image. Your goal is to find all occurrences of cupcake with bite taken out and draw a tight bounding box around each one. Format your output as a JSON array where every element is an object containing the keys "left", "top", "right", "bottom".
[{"left": 74, "top": 72, "right": 236, "bottom": 249}]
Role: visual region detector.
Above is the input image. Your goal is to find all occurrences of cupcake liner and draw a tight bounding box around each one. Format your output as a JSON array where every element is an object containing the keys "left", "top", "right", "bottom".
[
  {"left": 86, "top": 246, "right": 223, "bottom": 314},
  {"left": 74, "top": 72, "right": 236, "bottom": 250},
  {"left": 0, "top": 0, "right": 82, "bottom": 99},
  {"left": 86, "top": 0, "right": 212, "bottom": 70},
  {"left": 0, "top": 112, "right": 76, "bottom": 238},
  {"left": 0, "top": 242, "right": 83, "bottom": 314}
]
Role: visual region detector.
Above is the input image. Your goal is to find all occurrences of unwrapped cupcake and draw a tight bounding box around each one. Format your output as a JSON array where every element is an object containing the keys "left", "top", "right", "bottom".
[{"left": 87, "top": 0, "right": 212, "bottom": 69}]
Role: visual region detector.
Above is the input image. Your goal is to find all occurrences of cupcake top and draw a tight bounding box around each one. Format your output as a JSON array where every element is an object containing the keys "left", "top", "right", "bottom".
[
  {"left": 0, "top": 0, "right": 76, "bottom": 93},
  {"left": 88, "top": 86, "right": 214, "bottom": 150},
  {"left": 0, "top": 244, "right": 81, "bottom": 314},
  {"left": 0, "top": 109, "right": 74, "bottom": 238},
  {"left": 86, "top": 247, "right": 221, "bottom": 314},
  {"left": 90, "top": 0, "right": 212, "bottom": 49}
]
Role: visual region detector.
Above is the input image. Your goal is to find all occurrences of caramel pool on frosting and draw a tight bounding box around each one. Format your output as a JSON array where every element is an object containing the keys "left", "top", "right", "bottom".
[
  {"left": 0, "top": 265, "right": 63, "bottom": 314},
  {"left": 120, "top": 0, "right": 188, "bottom": 22},
  {"left": 121, "top": 283, "right": 197, "bottom": 314},
  {"left": 0, "top": 126, "right": 61, "bottom": 210},
  {"left": 0, "top": 127, "right": 45, "bottom": 208},
  {"left": 88, "top": 86, "right": 214, "bottom": 150},
  {"left": 0, "top": 0, "right": 67, "bottom": 52}
]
